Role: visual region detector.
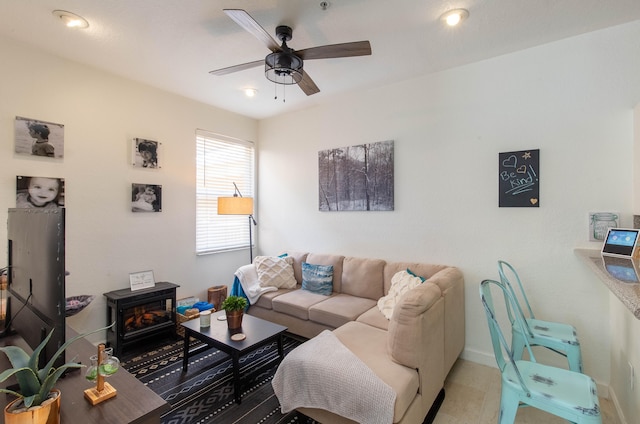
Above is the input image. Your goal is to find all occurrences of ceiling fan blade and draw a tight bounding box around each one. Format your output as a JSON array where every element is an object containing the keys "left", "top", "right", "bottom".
[
  {"left": 209, "top": 59, "right": 264, "bottom": 76},
  {"left": 296, "top": 41, "right": 371, "bottom": 60},
  {"left": 224, "top": 9, "right": 281, "bottom": 52},
  {"left": 298, "top": 70, "right": 320, "bottom": 96}
]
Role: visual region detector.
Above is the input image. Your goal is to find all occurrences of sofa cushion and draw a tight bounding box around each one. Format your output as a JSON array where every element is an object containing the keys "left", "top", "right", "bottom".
[
  {"left": 334, "top": 321, "right": 419, "bottom": 422},
  {"left": 383, "top": 262, "right": 448, "bottom": 294},
  {"left": 252, "top": 287, "right": 295, "bottom": 310},
  {"left": 356, "top": 306, "right": 390, "bottom": 330},
  {"left": 309, "top": 294, "right": 376, "bottom": 328},
  {"left": 305, "top": 253, "right": 345, "bottom": 292},
  {"left": 279, "top": 251, "right": 309, "bottom": 284},
  {"left": 255, "top": 256, "right": 297, "bottom": 289},
  {"left": 377, "top": 270, "right": 424, "bottom": 319},
  {"left": 272, "top": 289, "right": 331, "bottom": 320},
  {"left": 301, "top": 262, "right": 334, "bottom": 296},
  {"left": 341, "top": 257, "right": 385, "bottom": 300}
]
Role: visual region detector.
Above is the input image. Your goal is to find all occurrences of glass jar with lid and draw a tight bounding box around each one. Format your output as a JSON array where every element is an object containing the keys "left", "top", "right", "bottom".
[{"left": 592, "top": 212, "right": 618, "bottom": 241}]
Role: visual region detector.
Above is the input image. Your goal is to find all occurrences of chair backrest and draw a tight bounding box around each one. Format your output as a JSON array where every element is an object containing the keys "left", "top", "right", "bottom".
[
  {"left": 479, "top": 279, "right": 536, "bottom": 395},
  {"left": 497, "top": 260, "right": 536, "bottom": 324}
]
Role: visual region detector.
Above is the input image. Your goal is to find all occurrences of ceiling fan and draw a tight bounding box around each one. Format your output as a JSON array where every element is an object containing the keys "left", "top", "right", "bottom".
[{"left": 209, "top": 9, "right": 372, "bottom": 96}]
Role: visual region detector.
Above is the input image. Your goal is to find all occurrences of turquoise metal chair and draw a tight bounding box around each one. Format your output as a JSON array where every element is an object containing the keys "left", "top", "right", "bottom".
[
  {"left": 498, "top": 260, "right": 582, "bottom": 372},
  {"left": 479, "top": 279, "right": 601, "bottom": 424}
]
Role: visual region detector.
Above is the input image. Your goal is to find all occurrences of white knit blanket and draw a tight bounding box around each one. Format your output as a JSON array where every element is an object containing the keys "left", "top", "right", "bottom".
[
  {"left": 272, "top": 330, "right": 396, "bottom": 424},
  {"left": 234, "top": 264, "right": 276, "bottom": 304}
]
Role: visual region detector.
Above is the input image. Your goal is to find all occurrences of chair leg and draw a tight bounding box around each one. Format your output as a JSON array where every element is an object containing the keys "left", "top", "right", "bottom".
[
  {"left": 499, "top": 388, "right": 519, "bottom": 424},
  {"left": 567, "top": 345, "right": 583, "bottom": 373}
]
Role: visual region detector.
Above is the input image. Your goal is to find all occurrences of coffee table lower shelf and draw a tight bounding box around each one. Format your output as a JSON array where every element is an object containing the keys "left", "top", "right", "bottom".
[{"left": 181, "top": 310, "right": 288, "bottom": 404}]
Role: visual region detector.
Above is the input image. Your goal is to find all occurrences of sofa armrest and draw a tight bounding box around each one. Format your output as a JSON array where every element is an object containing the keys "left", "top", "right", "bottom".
[
  {"left": 425, "top": 267, "right": 464, "bottom": 373},
  {"left": 387, "top": 283, "right": 442, "bottom": 368}
]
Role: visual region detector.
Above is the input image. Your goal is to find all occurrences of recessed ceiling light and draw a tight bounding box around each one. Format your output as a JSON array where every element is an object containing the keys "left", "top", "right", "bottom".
[
  {"left": 243, "top": 88, "right": 258, "bottom": 98},
  {"left": 52, "top": 10, "right": 89, "bottom": 29},
  {"left": 441, "top": 9, "right": 469, "bottom": 27}
]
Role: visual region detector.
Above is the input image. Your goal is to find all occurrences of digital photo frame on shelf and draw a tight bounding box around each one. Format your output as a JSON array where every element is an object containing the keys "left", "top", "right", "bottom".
[{"left": 601, "top": 228, "right": 640, "bottom": 258}]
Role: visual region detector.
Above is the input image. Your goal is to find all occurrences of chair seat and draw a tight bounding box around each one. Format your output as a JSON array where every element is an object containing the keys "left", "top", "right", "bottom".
[
  {"left": 503, "top": 360, "right": 600, "bottom": 421},
  {"left": 527, "top": 318, "right": 578, "bottom": 345},
  {"left": 512, "top": 317, "right": 582, "bottom": 372}
]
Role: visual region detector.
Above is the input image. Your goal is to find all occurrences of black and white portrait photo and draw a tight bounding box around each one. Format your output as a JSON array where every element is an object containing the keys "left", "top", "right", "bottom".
[
  {"left": 132, "top": 138, "right": 160, "bottom": 169},
  {"left": 131, "top": 183, "right": 162, "bottom": 212},
  {"left": 14, "top": 116, "right": 64, "bottom": 159},
  {"left": 16, "top": 175, "right": 65, "bottom": 209}
]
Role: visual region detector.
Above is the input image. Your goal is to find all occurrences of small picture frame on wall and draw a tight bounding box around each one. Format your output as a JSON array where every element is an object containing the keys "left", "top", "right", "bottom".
[
  {"left": 131, "top": 183, "right": 162, "bottom": 212},
  {"left": 16, "top": 175, "right": 65, "bottom": 209},
  {"left": 14, "top": 116, "right": 65, "bottom": 159},
  {"left": 132, "top": 138, "right": 161, "bottom": 169}
]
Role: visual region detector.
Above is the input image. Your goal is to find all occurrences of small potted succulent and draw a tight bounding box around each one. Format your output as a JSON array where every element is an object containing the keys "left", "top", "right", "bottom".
[
  {"left": 0, "top": 323, "right": 113, "bottom": 424},
  {"left": 220, "top": 295, "right": 248, "bottom": 330}
]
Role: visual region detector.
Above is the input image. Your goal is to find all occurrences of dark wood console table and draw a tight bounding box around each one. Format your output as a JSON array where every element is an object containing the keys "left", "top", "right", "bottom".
[{"left": 0, "top": 326, "right": 169, "bottom": 423}]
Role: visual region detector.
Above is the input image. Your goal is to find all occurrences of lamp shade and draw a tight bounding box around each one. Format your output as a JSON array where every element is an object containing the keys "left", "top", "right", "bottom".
[{"left": 217, "top": 197, "right": 253, "bottom": 215}]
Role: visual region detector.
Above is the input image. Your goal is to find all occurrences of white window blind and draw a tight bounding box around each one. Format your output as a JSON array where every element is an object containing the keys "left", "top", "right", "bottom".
[{"left": 196, "top": 130, "right": 255, "bottom": 255}]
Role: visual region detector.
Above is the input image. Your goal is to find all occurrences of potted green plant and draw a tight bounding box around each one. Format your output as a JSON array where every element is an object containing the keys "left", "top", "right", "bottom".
[
  {"left": 220, "top": 295, "right": 248, "bottom": 330},
  {"left": 0, "top": 323, "right": 113, "bottom": 424}
]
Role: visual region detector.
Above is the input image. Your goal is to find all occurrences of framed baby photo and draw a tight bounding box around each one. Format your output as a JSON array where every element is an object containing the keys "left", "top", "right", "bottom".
[
  {"left": 14, "top": 116, "right": 65, "bottom": 159},
  {"left": 16, "top": 175, "right": 65, "bottom": 209},
  {"left": 132, "top": 138, "right": 161, "bottom": 169},
  {"left": 131, "top": 183, "right": 162, "bottom": 212}
]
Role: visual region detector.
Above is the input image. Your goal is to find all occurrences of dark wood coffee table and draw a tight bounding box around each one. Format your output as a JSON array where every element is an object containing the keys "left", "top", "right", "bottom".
[{"left": 181, "top": 310, "right": 288, "bottom": 404}]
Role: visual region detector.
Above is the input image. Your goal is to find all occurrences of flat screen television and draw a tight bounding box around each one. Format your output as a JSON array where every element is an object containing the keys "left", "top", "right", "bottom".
[{"left": 6, "top": 208, "right": 66, "bottom": 368}]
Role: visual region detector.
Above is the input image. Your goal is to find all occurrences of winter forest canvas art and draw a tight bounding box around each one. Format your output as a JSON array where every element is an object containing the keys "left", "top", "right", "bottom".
[{"left": 319, "top": 140, "right": 394, "bottom": 211}]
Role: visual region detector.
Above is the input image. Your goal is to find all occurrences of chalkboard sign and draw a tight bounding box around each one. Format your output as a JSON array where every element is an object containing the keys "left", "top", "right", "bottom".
[{"left": 499, "top": 149, "right": 540, "bottom": 207}]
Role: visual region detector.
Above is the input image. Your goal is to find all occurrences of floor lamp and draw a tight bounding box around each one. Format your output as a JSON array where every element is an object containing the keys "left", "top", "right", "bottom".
[{"left": 217, "top": 184, "right": 257, "bottom": 264}]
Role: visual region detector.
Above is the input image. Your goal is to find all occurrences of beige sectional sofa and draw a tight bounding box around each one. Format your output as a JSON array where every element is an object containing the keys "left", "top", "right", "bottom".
[{"left": 248, "top": 251, "right": 465, "bottom": 424}]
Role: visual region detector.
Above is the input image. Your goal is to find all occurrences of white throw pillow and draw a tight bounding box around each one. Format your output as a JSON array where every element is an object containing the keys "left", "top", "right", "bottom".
[
  {"left": 377, "top": 270, "right": 423, "bottom": 319},
  {"left": 254, "top": 256, "right": 297, "bottom": 289}
]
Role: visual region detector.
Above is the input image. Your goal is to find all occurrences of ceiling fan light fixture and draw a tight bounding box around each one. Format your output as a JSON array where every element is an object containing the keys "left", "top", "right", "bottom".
[
  {"left": 52, "top": 10, "right": 89, "bottom": 29},
  {"left": 441, "top": 8, "right": 469, "bottom": 27},
  {"left": 265, "top": 51, "right": 304, "bottom": 85}
]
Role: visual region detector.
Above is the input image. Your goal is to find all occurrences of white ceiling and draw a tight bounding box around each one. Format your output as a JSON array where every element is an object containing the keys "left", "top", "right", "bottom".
[{"left": 2, "top": 1, "right": 640, "bottom": 120}]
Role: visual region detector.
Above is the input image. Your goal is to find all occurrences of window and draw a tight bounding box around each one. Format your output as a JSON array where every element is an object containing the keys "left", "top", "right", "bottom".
[{"left": 196, "top": 130, "right": 255, "bottom": 255}]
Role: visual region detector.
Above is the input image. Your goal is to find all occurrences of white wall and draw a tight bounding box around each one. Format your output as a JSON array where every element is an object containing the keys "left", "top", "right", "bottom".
[
  {"left": 0, "top": 35, "right": 258, "bottom": 342},
  {"left": 258, "top": 20, "right": 640, "bottom": 421}
]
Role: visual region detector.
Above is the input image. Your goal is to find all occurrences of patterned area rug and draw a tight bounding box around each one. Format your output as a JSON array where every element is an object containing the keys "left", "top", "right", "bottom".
[{"left": 121, "top": 334, "right": 317, "bottom": 424}]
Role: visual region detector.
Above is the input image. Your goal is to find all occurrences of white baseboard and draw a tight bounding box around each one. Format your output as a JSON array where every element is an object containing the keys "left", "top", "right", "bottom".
[
  {"left": 460, "top": 347, "right": 499, "bottom": 369},
  {"left": 608, "top": 386, "right": 628, "bottom": 424}
]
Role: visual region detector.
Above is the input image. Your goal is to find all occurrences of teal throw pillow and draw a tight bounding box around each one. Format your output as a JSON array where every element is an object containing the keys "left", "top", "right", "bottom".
[
  {"left": 407, "top": 268, "right": 426, "bottom": 283},
  {"left": 301, "top": 262, "right": 334, "bottom": 296}
]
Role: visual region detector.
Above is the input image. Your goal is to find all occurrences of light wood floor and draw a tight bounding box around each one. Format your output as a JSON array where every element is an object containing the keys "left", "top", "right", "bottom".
[{"left": 434, "top": 358, "right": 621, "bottom": 424}]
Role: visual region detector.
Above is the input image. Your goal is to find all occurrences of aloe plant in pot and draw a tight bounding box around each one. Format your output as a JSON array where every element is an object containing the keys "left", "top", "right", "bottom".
[
  {"left": 220, "top": 295, "right": 248, "bottom": 330},
  {"left": 0, "top": 323, "right": 114, "bottom": 423}
]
